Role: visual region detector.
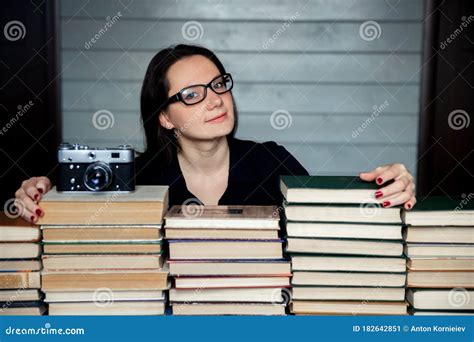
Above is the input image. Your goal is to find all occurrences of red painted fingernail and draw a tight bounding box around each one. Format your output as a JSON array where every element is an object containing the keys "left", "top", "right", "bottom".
[
  {"left": 375, "top": 191, "right": 383, "bottom": 198},
  {"left": 30, "top": 215, "right": 35, "bottom": 222},
  {"left": 383, "top": 201, "right": 390, "bottom": 208},
  {"left": 376, "top": 177, "right": 383, "bottom": 184},
  {"left": 35, "top": 209, "right": 42, "bottom": 216},
  {"left": 407, "top": 203, "right": 412, "bottom": 209},
  {"left": 34, "top": 194, "right": 39, "bottom": 201},
  {"left": 38, "top": 188, "right": 44, "bottom": 194}
]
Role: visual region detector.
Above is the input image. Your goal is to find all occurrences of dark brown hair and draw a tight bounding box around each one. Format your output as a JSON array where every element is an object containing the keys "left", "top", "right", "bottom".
[{"left": 140, "top": 44, "right": 238, "bottom": 165}]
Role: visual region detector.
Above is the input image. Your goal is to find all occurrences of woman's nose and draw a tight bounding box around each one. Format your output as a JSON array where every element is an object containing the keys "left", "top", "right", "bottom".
[{"left": 205, "top": 90, "right": 223, "bottom": 110}]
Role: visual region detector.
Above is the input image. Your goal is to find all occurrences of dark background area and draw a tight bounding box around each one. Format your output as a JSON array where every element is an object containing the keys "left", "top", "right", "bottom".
[
  {"left": 0, "top": 0, "right": 472, "bottom": 207},
  {"left": 418, "top": 0, "right": 474, "bottom": 197},
  {"left": 0, "top": 0, "right": 61, "bottom": 206}
]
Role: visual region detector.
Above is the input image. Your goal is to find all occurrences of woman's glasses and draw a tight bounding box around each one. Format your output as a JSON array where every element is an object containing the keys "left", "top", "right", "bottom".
[{"left": 165, "top": 73, "right": 233, "bottom": 106}]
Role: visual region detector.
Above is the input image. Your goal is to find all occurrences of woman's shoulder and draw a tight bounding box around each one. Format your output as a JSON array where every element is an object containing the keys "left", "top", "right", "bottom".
[
  {"left": 229, "top": 137, "right": 309, "bottom": 176},
  {"left": 134, "top": 150, "right": 169, "bottom": 184},
  {"left": 229, "top": 137, "right": 288, "bottom": 154}
]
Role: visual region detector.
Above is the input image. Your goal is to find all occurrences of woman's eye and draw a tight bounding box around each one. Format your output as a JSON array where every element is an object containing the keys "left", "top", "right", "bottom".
[
  {"left": 214, "top": 82, "right": 224, "bottom": 89},
  {"left": 184, "top": 91, "right": 199, "bottom": 100}
]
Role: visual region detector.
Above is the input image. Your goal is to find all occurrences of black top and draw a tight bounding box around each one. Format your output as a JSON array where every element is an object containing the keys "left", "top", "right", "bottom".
[{"left": 135, "top": 137, "right": 309, "bottom": 208}]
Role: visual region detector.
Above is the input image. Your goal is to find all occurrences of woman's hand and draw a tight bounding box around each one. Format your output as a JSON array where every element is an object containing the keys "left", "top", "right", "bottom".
[
  {"left": 359, "top": 163, "right": 416, "bottom": 210},
  {"left": 14, "top": 176, "right": 52, "bottom": 223}
]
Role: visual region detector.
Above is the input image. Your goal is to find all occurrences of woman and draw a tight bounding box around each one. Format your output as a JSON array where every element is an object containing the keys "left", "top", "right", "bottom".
[{"left": 14, "top": 44, "right": 416, "bottom": 223}]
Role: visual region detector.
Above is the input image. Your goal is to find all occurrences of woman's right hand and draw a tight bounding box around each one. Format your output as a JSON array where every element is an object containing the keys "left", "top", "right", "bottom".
[{"left": 14, "top": 176, "right": 52, "bottom": 223}]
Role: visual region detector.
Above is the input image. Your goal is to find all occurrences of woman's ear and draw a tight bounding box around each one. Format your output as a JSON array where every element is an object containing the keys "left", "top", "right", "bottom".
[{"left": 159, "top": 111, "right": 175, "bottom": 130}]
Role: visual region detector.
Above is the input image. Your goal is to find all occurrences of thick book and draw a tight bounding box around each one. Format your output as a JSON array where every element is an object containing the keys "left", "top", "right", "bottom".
[
  {"left": 284, "top": 203, "right": 401, "bottom": 224},
  {"left": 0, "top": 260, "right": 41, "bottom": 272},
  {"left": 286, "top": 238, "right": 403, "bottom": 257},
  {"left": 168, "top": 260, "right": 291, "bottom": 276},
  {"left": 290, "top": 300, "right": 408, "bottom": 315},
  {"left": 402, "top": 196, "right": 474, "bottom": 226},
  {"left": 0, "top": 243, "right": 41, "bottom": 259},
  {"left": 404, "top": 226, "right": 474, "bottom": 243},
  {"left": 174, "top": 276, "right": 290, "bottom": 289},
  {"left": 0, "top": 213, "right": 40, "bottom": 242},
  {"left": 168, "top": 239, "right": 283, "bottom": 260},
  {"left": 42, "top": 241, "right": 162, "bottom": 254},
  {"left": 0, "top": 271, "right": 40, "bottom": 289},
  {"left": 42, "top": 225, "right": 162, "bottom": 242},
  {"left": 291, "top": 256, "right": 406, "bottom": 273},
  {"left": 44, "top": 290, "right": 166, "bottom": 302},
  {"left": 292, "top": 287, "right": 405, "bottom": 301},
  {"left": 0, "top": 301, "right": 45, "bottom": 315},
  {"left": 280, "top": 175, "right": 381, "bottom": 204},
  {"left": 0, "top": 289, "right": 41, "bottom": 302},
  {"left": 407, "top": 271, "right": 474, "bottom": 288},
  {"left": 169, "top": 287, "right": 285, "bottom": 303},
  {"left": 48, "top": 301, "right": 165, "bottom": 315},
  {"left": 41, "top": 269, "right": 169, "bottom": 291},
  {"left": 291, "top": 271, "right": 406, "bottom": 287},
  {"left": 42, "top": 254, "right": 164, "bottom": 270},
  {"left": 36, "top": 185, "right": 168, "bottom": 225},
  {"left": 172, "top": 303, "right": 285, "bottom": 316},
  {"left": 407, "top": 289, "right": 474, "bottom": 311},
  {"left": 286, "top": 221, "right": 402, "bottom": 240},
  {"left": 405, "top": 244, "right": 474, "bottom": 258},
  {"left": 407, "top": 258, "right": 474, "bottom": 271},
  {"left": 164, "top": 205, "right": 279, "bottom": 229},
  {"left": 165, "top": 228, "right": 279, "bottom": 240}
]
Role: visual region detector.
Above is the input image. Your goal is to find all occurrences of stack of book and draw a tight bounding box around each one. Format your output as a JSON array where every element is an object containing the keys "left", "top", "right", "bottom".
[
  {"left": 404, "top": 196, "right": 474, "bottom": 315},
  {"left": 165, "top": 205, "right": 291, "bottom": 315},
  {"left": 37, "top": 186, "right": 170, "bottom": 315},
  {"left": 0, "top": 212, "right": 44, "bottom": 315},
  {"left": 281, "top": 176, "right": 408, "bottom": 315}
]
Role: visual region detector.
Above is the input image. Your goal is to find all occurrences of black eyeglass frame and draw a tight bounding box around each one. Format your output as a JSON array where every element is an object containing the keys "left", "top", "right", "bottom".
[{"left": 165, "top": 73, "right": 233, "bottom": 106}]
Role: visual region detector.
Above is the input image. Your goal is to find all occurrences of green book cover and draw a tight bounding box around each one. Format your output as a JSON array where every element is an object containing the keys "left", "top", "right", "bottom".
[
  {"left": 281, "top": 175, "right": 381, "bottom": 190},
  {"left": 410, "top": 195, "right": 474, "bottom": 211}
]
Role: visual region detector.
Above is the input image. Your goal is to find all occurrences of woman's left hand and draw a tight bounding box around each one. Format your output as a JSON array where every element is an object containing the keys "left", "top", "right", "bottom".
[{"left": 359, "top": 163, "right": 416, "bottom": 210}]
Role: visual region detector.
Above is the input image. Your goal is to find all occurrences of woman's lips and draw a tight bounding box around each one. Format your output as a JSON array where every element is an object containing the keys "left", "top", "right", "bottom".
[{"left": 205, "top": 113, "right": 227, "bottom": 123}]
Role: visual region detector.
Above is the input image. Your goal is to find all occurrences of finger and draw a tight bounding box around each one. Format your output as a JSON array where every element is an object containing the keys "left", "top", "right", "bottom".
[
  {"left": 404, "top": 195, "right": 417, "bottom": 210},
  {"left": 36, "top": 176, "right": 52, "bottom": 194},
  {"left": 15, "top": 197, "right": 37, "bottom": 223},
  {"left": 359, "top": 165, "right": 390, "bottom": 182},
  {"left": 16, "top": 192, "right": 44, "bottom": 218},
  {"left": 375, "top": 176, "right": 410, "bottom": 199},
  {"left": 21, "top": 207, "right": 37, "bottom": 224},
  {"left": 376, "top": 164, "right": 406, "bottom": 186},
  {"left": 25, "top": 183, "right": 42, "bottom": 202},
  {"left": 380, "top": 191, "right": 412, "bottom": 208}
]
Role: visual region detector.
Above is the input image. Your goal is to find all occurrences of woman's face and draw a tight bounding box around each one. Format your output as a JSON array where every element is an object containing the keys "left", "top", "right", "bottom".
[{"left": 159, "top": 55, "right": 235, "bottom": 142}]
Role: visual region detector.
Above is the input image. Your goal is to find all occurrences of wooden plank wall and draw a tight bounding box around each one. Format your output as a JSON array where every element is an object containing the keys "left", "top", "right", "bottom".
[{"left": 60, "top": 0, "right": 423, "bottom": 175}]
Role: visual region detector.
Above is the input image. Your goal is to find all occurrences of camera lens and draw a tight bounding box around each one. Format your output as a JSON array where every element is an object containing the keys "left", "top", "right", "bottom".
[{"left": 83, "top": 162, "right": 113, "bottom": 191}]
